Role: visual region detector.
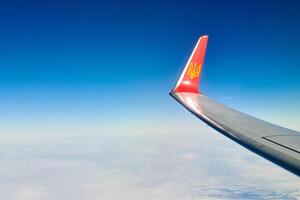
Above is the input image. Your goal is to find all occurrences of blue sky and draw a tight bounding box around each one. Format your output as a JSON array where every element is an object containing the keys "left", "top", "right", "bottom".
[{"left": 0, "top": 0, "right": 300, "bottom": 132}]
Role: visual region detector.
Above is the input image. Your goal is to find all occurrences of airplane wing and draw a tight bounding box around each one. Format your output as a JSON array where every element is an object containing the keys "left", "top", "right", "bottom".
[{"left": 170, "top": 35, "right": 300, "bottom": 176}]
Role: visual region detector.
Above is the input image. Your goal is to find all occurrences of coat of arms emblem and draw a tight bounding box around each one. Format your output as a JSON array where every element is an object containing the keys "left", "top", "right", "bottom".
[{"left": 187, "top": 62, "right": 201, "bottom": 79}]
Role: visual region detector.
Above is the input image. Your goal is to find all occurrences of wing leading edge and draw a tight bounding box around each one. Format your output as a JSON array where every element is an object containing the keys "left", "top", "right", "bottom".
[{"left": 170, "top": 35, "right": 300, "bottom": 176}]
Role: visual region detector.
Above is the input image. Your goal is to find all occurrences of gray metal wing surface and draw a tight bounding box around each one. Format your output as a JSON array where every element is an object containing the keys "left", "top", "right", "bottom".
[{"left": 170, "top": 35, "right": 300, "bottom": 176}]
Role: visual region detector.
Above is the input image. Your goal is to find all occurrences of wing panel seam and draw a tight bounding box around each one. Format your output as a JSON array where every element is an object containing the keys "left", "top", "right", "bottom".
[{"left": 262, "top": 137, "right": 300, "bottom": 154}]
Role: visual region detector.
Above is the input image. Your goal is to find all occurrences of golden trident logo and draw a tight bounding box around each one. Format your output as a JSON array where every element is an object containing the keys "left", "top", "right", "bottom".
[{"left": 187, "top": 62, "right": 201, "bottom": 79}]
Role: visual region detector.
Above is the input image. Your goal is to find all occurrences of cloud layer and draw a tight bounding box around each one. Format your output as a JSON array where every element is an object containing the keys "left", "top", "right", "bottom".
[{"left": 0, "top": 125, "right": 299, "bottom": 200}]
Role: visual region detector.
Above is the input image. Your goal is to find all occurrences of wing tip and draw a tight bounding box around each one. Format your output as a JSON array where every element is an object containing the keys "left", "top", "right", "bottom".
[{"left": 172, "top": 35, "right": 208, "bottom": 94}]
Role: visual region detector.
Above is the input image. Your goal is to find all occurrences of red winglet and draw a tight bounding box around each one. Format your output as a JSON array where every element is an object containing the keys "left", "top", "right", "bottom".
[{"left": 173, "top": 35, "right": 208, "bottom": 93}]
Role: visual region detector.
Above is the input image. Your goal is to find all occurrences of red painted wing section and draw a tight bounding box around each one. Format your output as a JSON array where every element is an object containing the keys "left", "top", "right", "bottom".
[{"left": 173, "top": 35, "right": 208, "bottom": 93}]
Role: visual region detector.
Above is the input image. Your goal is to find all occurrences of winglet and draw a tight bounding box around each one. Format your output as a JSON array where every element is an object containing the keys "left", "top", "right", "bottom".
[{"left": 172, "top": 35, "right": 208, "bottom": 94}]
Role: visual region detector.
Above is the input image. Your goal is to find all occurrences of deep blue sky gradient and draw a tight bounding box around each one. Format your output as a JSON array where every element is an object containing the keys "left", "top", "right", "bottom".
[{"left": 0, "top": 0, "right": 300, "bottom": 133}]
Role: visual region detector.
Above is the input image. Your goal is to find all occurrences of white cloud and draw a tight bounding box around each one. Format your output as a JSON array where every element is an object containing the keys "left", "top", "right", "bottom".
[
  {"left": 182, "top": 152, "right": 198, "bottom": 161},
  {"left": 0, "top": 127, "right": 299, "bottom": 200},
  {"left": 11, "top": 185, "right": 47, "bottom": 200}
]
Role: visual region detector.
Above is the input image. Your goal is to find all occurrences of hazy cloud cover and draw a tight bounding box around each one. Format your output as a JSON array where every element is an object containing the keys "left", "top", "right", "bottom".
[{"left": 0, "top": 124, "right": 299, "bottom": 200}]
